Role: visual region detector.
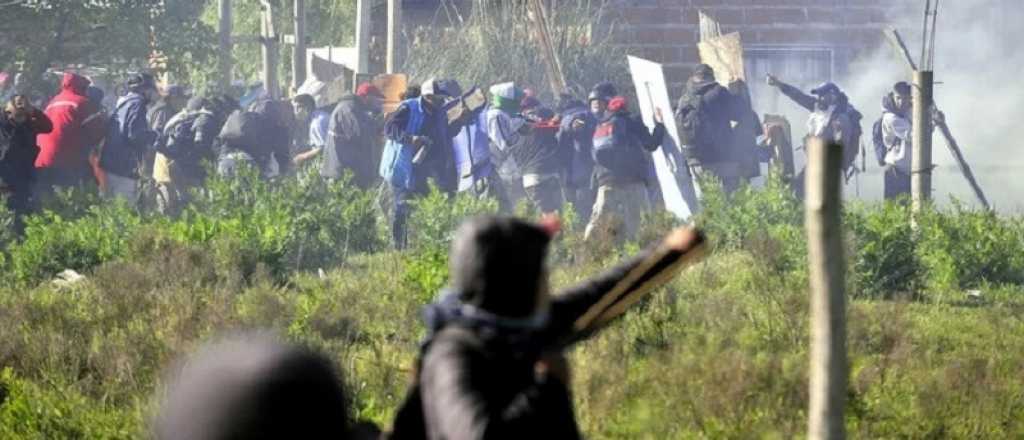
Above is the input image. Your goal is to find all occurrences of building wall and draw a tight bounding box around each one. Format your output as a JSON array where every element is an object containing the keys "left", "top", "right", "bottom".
[
  {"left": 399, "top": 1, "right": 894, "bottom": 88},
  {"left": 608, "top": 0, "right": 892, "bottom": 90}
]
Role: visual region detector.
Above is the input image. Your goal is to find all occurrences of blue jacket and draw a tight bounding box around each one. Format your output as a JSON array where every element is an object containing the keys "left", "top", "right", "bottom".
[
  {"left": 100, "top": 92, "right": 156, "bottom": 178},
  {"left": 384, "top": 97, "right": 463, "bottom": 192}
]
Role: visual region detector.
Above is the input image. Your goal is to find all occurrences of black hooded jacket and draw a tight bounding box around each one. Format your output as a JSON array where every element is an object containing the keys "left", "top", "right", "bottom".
[{"left": 391, "top": 248, "right": 660, "bottom": 440}]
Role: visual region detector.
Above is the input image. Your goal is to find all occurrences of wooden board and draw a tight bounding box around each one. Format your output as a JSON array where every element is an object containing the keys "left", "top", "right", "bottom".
[
  {"left": 372, "top": 73, "right": 408, "bottom": 114},
  {"left": 697, "top": 31, "right": 745, "bottom": 85}
]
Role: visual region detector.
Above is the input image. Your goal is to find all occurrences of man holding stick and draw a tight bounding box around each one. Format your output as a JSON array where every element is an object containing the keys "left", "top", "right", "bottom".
[{"left": 388, "top": 216, "right": 704, "bottom": 439}]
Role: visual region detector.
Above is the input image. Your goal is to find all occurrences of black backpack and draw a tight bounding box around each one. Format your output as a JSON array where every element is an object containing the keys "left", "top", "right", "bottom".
[
  {"left": 162, "top": 111, "right": 201, "bottom": 161},
  {"left": 676, "top": 91, "right": 714, "bottom": 150}
]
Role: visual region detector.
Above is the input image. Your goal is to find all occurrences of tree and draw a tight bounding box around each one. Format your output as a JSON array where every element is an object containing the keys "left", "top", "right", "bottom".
[{"left": 0, "top": 0, "right": 214, "bottom": 97}]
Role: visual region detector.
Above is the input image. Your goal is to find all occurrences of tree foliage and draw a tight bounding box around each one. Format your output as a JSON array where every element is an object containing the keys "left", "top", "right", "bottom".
[{"left": 0, "top": 0, "right": 214, "bottom": 95}]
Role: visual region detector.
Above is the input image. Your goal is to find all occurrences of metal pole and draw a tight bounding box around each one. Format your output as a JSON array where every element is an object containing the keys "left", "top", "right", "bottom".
[
  {"left": 386, "top": 0, "right": 402, "bottom": 73},
  {"left": 911, "top": 71, "right": 934, "bottom": 213},
  {"left": 355, "top": 0, "right": 371, "bottom": 74},
  {"left": 292, "top": 0, "right": 307, "bottom": 91},
  {"left": 218, "top": 0, "right": 232, "bottom": 91},
  {"left": 805, "top": 137, "right": 848, "bottom": 440}
]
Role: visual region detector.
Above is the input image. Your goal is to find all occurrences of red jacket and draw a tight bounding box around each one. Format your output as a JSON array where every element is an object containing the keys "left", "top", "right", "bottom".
[{"left": 35, "top": 72, "right": 106, "bottom": 170}]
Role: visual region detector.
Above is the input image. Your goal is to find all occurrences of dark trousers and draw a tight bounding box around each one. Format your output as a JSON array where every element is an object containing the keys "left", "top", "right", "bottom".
[
  {"left": 884, "top": 167, "right": 911, "bottom": 201},
  {"left": 568, "top": 184, "right": 596, "bottom": 224}
]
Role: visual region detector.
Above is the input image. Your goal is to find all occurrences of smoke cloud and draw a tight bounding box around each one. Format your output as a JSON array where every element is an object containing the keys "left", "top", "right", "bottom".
[{"left": 752, "top": 0, "right": 1022, "bottom": 212}]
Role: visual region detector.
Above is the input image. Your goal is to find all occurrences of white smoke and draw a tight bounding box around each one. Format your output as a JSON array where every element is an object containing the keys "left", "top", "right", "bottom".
[
  {"left": 748, "top": 0, "right": 1021, "bottom": 212},
  {"left": 842, "top": 0, "right": 1023, "bottom": 212}
]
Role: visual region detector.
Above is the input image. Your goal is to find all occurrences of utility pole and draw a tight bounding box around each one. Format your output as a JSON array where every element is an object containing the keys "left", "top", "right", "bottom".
[
  {"left": 911, "top": 0, "right": 939, "bottom": 213},
  {"left": 218, "top": 0, "right": 232, "bottom": 91},
  {"left": 805, "top": 137, "right": 848, "bottom": 440},
  {"left": 355, "top": 0, "right": 371, "bottom": 74},
  {"left": 911, "top": 71, "right": 934, "bottom": 213},
  {"left": 386, "top": 0, "right": 402, "bottom": 73},
  {"left": 259, "top": 0, "right": 280, "bottom": 99},
  {"left": 292, "top": 0, "right": 307, "bottom": 91}
]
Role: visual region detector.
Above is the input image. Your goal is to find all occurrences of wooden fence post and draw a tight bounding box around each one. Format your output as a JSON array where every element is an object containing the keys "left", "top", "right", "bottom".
[{"left": 805, "top": 137, "right": 848, "bottom": 440}]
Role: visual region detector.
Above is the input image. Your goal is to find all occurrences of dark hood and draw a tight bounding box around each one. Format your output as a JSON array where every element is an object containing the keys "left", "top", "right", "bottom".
[
  {"left": 61, "top": 72, "right": 91, "bottom": 96},
  {"left": 450, "top": 216, "right": 551, "bottom": 319}
]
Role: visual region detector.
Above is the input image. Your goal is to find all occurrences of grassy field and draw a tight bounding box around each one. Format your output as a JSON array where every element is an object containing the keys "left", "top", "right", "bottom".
[{"left": 1, "top": 170, "right": 1023, "bottom": 439}]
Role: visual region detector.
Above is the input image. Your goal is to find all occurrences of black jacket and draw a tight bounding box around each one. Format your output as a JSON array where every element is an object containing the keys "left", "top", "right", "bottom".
[
  {"left": 0, "top": 109, "right": 51, "bottom": 190},
  {"left": 676, "top": 80, "right": 742, "bottom": 165},
  {"left": 393, "top": 249, "right": 658, "bottom": 440},
  {"left": 592, "top": 111, "right": 664, "bottom": 187},
  {"left": 321, "top": 94, "right": 380, "bottom": 187}
]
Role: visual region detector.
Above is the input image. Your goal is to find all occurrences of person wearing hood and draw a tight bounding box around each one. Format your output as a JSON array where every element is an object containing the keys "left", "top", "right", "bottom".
[
  {"left": 766, "top": 74, "right": 863, "bottom": 198},
  {"left": 1, "top": 94, "right": 51, "bottom": 223},
  {"left": 557, "top": 94, "right": 597, "bottom": 221},
  {"left": 99, "top": 73, "right": 159, "bottom": 203},
  {"left": 485, "top": 83, "right": 563, "bottom": 214},
  {"left": 34, "top": 72, "right": 107, "bottom": 194},
  {"left": 388, "top": 216, "right": 698, "bottom": 440},
  {"left": 321, "top": 82, "right": 384, "bottom": 188},
  {"left": 876, "top": 81, "right": 913, "bottom": 200},
  {"left": 382, "top": 78, "right": 473, "bottom": 249},
  {"left": 585, "top": 96, "right": 665, "bottom": 243},
  {"left": 675, "top": 64, "right": 749, "bottom": 193},
  {"left": 156, "top": 333, "right": 379, "bottom": 440}
]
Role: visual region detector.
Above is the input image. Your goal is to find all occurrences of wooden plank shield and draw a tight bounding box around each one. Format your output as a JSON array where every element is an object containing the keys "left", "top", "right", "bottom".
[{"left": 697, "top": 31, "right": 745, "bottom": 85}]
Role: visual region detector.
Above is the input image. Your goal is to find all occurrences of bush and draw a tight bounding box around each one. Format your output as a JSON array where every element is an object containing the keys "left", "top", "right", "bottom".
[
  {"left": 7, "top": 200, "right": 140, "bottom": 285},
  {"left": 915, "top": 202, "right": 1024, "bottom": 293},
  {"left": 404, "top": 0, "right": 629, "bottom": 100},
  {"left": 845, "top": 200, "right": 919, "bottom": 298}
]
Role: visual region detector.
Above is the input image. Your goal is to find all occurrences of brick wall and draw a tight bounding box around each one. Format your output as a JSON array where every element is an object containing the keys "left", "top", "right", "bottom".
[
  {"left": 399, "top": 0, "right": 898, "bottom": 93},
  {"left": 608, "top": 0, "right": 893, "bottom": 90}
]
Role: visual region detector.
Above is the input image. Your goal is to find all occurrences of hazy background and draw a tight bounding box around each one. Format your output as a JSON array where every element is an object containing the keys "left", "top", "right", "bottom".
[{"left": 750, "top": 0, "right": 1022, "bottom": 212}]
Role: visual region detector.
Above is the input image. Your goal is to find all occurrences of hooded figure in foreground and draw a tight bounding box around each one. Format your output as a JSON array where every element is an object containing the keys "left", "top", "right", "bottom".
[
  {"left": 388, "top": 216, "right": 702, "bottom": 440},
  {"left": 156, "top": 333, "right": 378, "bottom": 440}
]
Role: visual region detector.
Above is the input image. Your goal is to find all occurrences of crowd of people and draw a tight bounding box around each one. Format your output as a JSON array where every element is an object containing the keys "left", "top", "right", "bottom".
[{"left": 0, "top": 64, "right": 918, "bottom": 244}]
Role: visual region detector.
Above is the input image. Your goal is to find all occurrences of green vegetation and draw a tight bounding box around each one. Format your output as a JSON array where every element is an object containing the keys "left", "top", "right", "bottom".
[{"left": 0, "top": 171, "right": 1022, "bottom": 438}]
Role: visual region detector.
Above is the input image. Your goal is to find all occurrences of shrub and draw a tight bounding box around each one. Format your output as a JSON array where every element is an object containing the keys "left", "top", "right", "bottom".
[
  {"left": 7, "top": 200, "right": 141, "bottom": 285},
  {"left": 403, "top": 0, "right": 629, "bottom": 100},
  {"left": 845, "top": 200, "right": 919, "bottom": 298}
]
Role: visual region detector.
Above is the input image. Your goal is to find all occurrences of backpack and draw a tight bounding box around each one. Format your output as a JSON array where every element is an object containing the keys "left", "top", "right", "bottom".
[
  {"left": 591, "top": 116, "right": 635, "bottom": 174},
  {"left": 676, "top": 91, "right": 714, "bottom": 150},
  {"left": 161, "top": 111, "right": 201, "bottom": 161},
  {"left": 379, "top": 99, "right": 425, "bottom": 189},
  {"left": 842, "top": 108, "right": 864, "bottom": 172}
]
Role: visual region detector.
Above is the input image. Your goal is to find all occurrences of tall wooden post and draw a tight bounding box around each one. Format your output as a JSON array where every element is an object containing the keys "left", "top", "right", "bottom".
[
  {"left": 355, "top": 0, "right": 371, "bottom": 74},
  {"left": 386, "top": 0, "right": 402, "bottom": 73},
  {"left": 218, "top": 0, "right": 233, "bottom": 90},
  {"left": 911, "top": 70, "right": 934, "bottom": 213},
  {"left": 292, "top": 0, "right": 307, "bottom": 91},
  {"left": 805, "top": 138, "right": 848, "bottom": 440}
]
